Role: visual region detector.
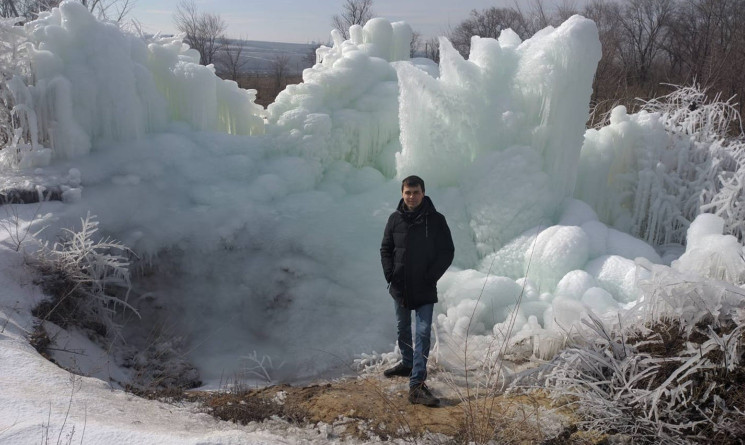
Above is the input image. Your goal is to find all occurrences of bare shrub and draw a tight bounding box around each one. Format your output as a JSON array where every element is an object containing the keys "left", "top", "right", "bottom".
[
  {"left": 173, "top": 0, "right": 226, "bottom": 66},
  {"left": 216, "top": 37, "right": 247, "bottom": 82},
  {"left": 331, "top": 0, "right": 374, "bottom": 40}
]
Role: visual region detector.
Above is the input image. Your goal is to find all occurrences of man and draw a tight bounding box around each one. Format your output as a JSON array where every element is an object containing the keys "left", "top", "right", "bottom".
[{"left": 380, "top": 175, "right": 455, "bottom": 407}]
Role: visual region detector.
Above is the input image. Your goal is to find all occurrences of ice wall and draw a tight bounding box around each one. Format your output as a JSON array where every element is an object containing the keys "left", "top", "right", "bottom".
[
  {"left": 396, "top": 15, "right": 600, "bottom": 194},
  {"left": 396, "top": 15, "right": 600, "bottom": 254},
  {"left": 434, "top": 197, "right": 664, "bottom": 364},
  {"left": 265, "top": 19, "right": 415, "bottom": 175},
  {"left": 7, "top": 1, "right": 263, "bottom": 164}
]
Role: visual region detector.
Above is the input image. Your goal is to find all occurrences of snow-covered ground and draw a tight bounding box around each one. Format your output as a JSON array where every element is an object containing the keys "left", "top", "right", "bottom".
[
  {"left": 2, "top": 2, "right": 745, "bottom": 443},
  {"left": 0, "top": 227, "right": 340, "bottom": 444}
]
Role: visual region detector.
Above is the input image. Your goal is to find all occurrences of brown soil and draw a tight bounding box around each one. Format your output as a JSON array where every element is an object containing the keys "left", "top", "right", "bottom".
[
  {"left": 193, "top": 375, "right": 603, "bottom": 444},
  {"left": 253, "top": 378, "right": 464, "bottom": 439}
]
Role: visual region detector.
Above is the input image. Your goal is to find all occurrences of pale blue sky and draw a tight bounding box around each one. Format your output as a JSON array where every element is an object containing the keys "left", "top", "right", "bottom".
[{"left": 129, "top": 0, "right": 585, "bottom": 44}]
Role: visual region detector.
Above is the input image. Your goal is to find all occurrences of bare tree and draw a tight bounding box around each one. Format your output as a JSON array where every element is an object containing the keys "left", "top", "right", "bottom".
[
  {"left": 173, "top": 0, "right": 227, "bottom": 66},
  {"left": 271, "top": 53, "right": 290, "bottom": 91},
  {"left": 423, "top": 36, "right": 439, "bottom": 63},
  {"left": 554, "top": 0, "right": 580, "bottom": 22},
  {"left": 0, "top": 0, "right": 57, "bottom": 19},
  {"left": 80, "top": 0, "right": 134, "bottom": 22},
  {"left": 583, "top": 0, "right": 626, "bottom": 104},
  {"left": 410, "top": 30, "right": 421, "bottom": 57},
  {"left": 616, "top": 0, "right": 675, "bottom": 84},
  {"left": 510, "top": 0, "right": 569, "bottom": 35},
  {"left": 666, "top": 0, "right": 736, "bottom": 85},
  {"left": 664, "top": 0, "right": 745, "bottom": 113},
  {"left": 331, "top": 0, "right": 374, "bottom": 40},
  {"left": 0, "top": 0, "right": 20, "bottom": 17},
  {"left": 216, "top": 36, "right": 247, "bottom": 81},
  {"left": 449, "top": 7, "right": 529, "bottom": 56}
]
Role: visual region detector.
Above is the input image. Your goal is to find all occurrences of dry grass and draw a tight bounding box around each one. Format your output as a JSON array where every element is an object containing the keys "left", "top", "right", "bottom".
[{"left": 533, "top": 314, "right": 745, "bottom": 444}]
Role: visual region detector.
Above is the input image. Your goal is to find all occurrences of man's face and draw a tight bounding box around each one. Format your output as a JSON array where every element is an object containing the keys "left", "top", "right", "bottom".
[{"left": 402, "top": 184, "right": 424, "bottom": 210}]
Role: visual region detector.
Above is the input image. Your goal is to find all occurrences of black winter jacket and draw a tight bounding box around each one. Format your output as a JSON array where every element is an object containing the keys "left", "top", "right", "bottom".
[{"left": 380, "top": 196, "right": 455, "bottom": 309}]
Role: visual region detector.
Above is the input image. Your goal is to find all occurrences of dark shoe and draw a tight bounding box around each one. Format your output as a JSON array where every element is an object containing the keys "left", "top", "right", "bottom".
[
  {"left": 409, "top": 383, "right": 440, "bottom": 407},
  {"left": 383, "top": 362, "right": 412, "bottom": 378}
]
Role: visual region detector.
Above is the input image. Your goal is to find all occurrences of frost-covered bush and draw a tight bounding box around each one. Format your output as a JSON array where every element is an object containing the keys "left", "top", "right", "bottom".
[
  {"left": 0, "top": 16, "right": 32, "bottom": 165},
  {"left": 642, "top": 85, "right": 742, "bottom": 142},
  {"left": 670, "top": 214, "right": 745, "bottom": 285},
  {"left": 30, "top": 213, "right": 138, "bottom": 338},
  {"left": 510, "top": 215, "right": 745, "bottom": 442},
  {"left": 512, "top": 263, "right": 745, "bottom": 444},
  {"left": 576, "top": 84, "right": 745, "bottom": 246}
]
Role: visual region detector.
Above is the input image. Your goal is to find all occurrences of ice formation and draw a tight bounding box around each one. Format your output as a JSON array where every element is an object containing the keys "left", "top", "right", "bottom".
[
  {"left": 576, "top": 88, "right": 745, "bottom": 247},
  {"left": 5, "top": 1, "right": 263, "bottom": 165},
  {"left": 396, "top": 16, "right": 600, "bottom": 194},
  {"left": 1, "top": 4, "right": 743, "bottom": 387},
  {"left": 396, "top": 15, "right": 601, "bottom": 253},
  {"left": 265, "top": 18, "right": 414, "bottom": 175},
  {"left": 673, "top": 213, "right": 745, "bottom": 283}
]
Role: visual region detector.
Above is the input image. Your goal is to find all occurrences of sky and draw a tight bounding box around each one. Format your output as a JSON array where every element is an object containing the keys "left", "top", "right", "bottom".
[{"left": 128, "top": 0, "right": 586, "bottom": 44}]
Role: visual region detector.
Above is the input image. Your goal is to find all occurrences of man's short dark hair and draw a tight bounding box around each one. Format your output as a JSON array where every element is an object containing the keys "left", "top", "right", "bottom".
[{"left": 401, "top": 175, "right": 425, "bottom": 193}]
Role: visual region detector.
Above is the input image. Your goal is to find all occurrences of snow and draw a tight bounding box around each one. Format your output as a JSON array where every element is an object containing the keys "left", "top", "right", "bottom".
[
  {"left": 673, "top": 213, "right": 745, "bottom": 283},
  {"left": 554, "top": 270, "right": 597, "bottom": 300},
  {"left": 528, "top": 225, "right": 591, "bottom": 292},
  {"left": 0, "top": 217, "right": 321, "bottom": 444},
  {"left": 1, "top": 4, "right": 745, "bottom": 443}
]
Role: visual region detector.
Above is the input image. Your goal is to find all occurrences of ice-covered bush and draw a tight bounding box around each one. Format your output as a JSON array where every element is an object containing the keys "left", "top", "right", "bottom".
[
  {"left": 30, "top": 213, "right": 138, "bottom": 338},
  {"left": 511, "top": 219, "right": 745, "bottom": 443},
  {"left": 0, "top": 16, "right": 32, "bottom": 165},
  {"left": 576, "top": 84, "right": 745, "bottom": 246}
]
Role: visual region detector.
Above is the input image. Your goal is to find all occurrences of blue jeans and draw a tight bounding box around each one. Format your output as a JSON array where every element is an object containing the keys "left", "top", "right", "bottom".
[{"left": 395, "top": 302, "right": 434, "bottom": 387}]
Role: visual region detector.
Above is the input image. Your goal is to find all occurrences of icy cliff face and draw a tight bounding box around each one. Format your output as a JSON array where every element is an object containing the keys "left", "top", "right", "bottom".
[{"left": 0, "top": 9, "right": 614, "bottom": 381}]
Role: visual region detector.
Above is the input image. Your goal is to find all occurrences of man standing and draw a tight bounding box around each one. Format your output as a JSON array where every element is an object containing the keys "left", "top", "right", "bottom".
[{"left": 380, "top": 175, "right": 455, "bottom": 407}]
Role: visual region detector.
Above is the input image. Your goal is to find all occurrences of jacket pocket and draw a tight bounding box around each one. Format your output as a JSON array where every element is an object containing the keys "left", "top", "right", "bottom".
[{"left": 392, "top": 265, "right": 404, "bottom": 284}]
